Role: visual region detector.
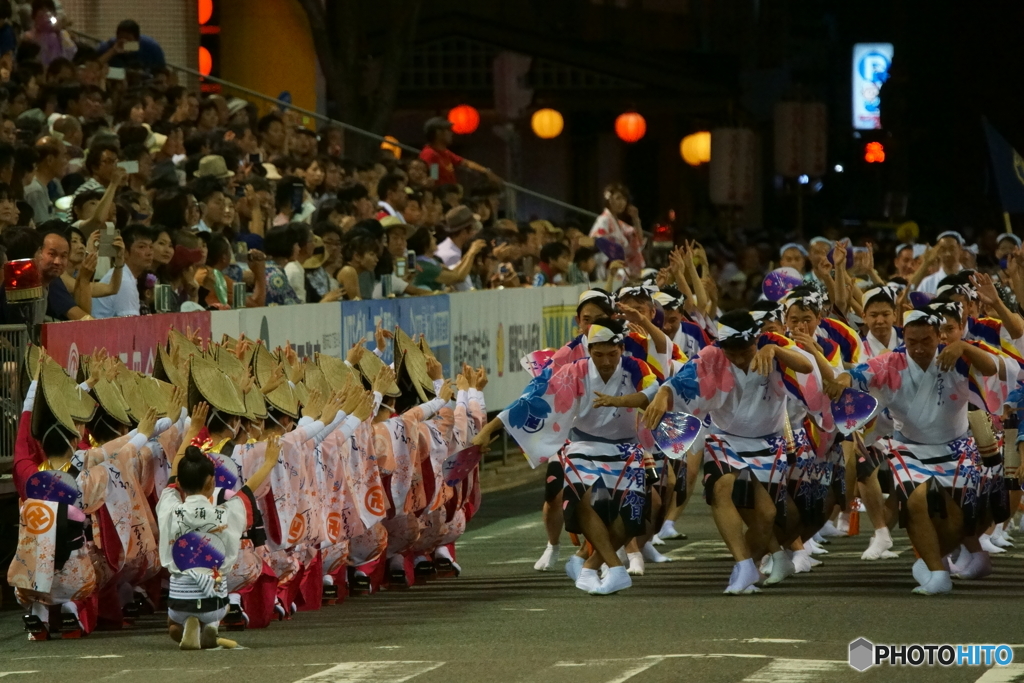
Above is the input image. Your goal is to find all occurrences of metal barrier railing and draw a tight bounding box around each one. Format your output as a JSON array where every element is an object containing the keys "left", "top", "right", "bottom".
[
  {"left": 70, "top": 30, "right": 599, "bottom": 221},
  {"left": 0, "top": 324, "right": 29, "bottom": 464}
]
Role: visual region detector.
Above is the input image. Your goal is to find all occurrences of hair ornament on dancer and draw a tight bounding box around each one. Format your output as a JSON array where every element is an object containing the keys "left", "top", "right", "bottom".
[
  {"left": 903, "top": 308, "right": 941, "bottom": 327},
  {"left": 998, "top": 233, "right": 1022, "bottom": 247},
  {"left": 809, "top": 236, "right": 833, "bottom": 247},
  {"left": 779, "top": 242, "right": 808, "bottom": 257},
  {"left": 587, "top": 323, "right": 625, "bottom": 345}
]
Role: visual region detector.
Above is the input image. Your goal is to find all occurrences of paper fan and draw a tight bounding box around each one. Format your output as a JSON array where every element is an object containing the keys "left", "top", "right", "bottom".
[
  {"left": 827, "top": 244, "right": 854, "bottom": 269},
  {"left": 520, "top": 350, "right": 554, "bottom": 378},
  {"left": 831, "top": 388, "right": 878, "bottom": 436},
  {"left": 652, "top": 411, "right": 704, "bottom": 459},
  {"left": 762, "top": 267, "right": 803, "bottom": 302},
  {"left": 442, "top": 445, "right": 482, "bottom": 487},
  {"left": 171, "top": 531, "right": 227, "bottom": 570},
  {"left": 595, "top": 237, "right": 625, "bottom": 262},
  {"left": 908, "top": 291, "right": 932, "bottom": 308},
  {"left": 213, "top": 459, "right": 239, "bottom": 490},
  {"left": 26, "top": 469, "right": 82, "bottom": 506}
]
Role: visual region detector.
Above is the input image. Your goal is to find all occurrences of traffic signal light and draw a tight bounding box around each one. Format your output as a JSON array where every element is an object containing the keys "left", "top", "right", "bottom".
[{"left": 864, "top": 141, "right": 886, "bottom": 163}]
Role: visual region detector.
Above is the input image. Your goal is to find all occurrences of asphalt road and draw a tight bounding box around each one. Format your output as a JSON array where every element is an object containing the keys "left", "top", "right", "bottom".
[{"left": 1, "top": 482, "right": 1024, "bottom": 683}]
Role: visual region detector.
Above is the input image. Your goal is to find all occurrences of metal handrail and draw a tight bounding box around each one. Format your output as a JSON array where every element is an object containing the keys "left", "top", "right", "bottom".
[{"left": 71, "top": 29, "right": 599, "bottom": 220}]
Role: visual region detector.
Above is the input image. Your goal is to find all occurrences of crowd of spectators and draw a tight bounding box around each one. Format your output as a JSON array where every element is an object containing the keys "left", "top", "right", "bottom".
[{"left": 0, "top": 3, "right": 1018, "bottom": 331}]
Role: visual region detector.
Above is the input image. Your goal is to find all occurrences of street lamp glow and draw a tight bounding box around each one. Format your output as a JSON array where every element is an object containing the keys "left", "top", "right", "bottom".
[
  {"left": 798, "top": 174, "right": 810, "bottom": 185},
  {"left": 834, "top": 164, "right": 844, "bottom": 173}
]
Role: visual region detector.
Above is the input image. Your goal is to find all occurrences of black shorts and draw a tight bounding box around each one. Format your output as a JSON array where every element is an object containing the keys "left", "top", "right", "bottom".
[
  {"left": 562, "top": 482, "right": 647, "bottom": 539},
  {"left": 544, "top": 460, "right": 564, "bottom": 503}
]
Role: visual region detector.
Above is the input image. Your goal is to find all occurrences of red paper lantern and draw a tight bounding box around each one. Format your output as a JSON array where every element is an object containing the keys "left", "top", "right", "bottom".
[
  {"left": 615, "top": 112, "right": 646, "bottom": 143},
  {"left": 4, "top": 259, "right": 42, "bottom": 301},
  {"left": 864, "top": 141, "right": 886, "bottom": 163},
  {"left": 198, "top": 0, "right": 213, "bottom": 25},
  {"left": 448, "top": 105, "right": 480, "bottom": 135}
]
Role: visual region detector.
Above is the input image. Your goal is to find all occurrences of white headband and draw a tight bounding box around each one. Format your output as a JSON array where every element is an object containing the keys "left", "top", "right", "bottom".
[
  {"left": 587, "top": 324, "right": 624, "bottom": 345},
  {"left": 717, "top": 324, "right": 759, "bottom": 342},
  {"left": 903, "top": 309, "right": 940, "bottom": 327}
]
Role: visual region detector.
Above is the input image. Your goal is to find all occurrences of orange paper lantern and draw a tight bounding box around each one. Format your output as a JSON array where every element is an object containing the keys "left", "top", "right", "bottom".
[
  {"left": 198, "top": 46, "right": 213, "bottom": 76},
  {"left": 615, "top": 112, "right": 646, "bottom": 143},
  {"left": 531, "top": 108, "right": 564, "bottom": 139},
  {"left": 680, "top": 131, "right": 711, "bottom": 166},
  {"left": 198, "top": 0, "right": 213, "bottom": 24},
  {"left": 448, "top": 105, "right": 480, "bottom": 135}
]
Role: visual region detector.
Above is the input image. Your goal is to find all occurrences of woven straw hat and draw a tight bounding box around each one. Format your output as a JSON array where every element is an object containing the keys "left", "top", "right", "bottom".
[
  {"left": 168, "top": 329, "right": 201, "bottom": 358},
  {"left": 215, "top": 344, "right": 249, "bottom": 384},
  {"left": 154, "top": 343, "right": 185, "bottom": 387},
  {"left": 418, "top": 335, "right": 434, "bottom": 360},
  {"left": 32, "top": 356, "right": 88, "bottom": 438},
  {"left": 252, "top": 344, "right": 299, "bottom": 418},
  {"left": 25, "top": 345, "right": 40, "bottom": 381},
  {"left": 92, "top": 377, "right": 133, "bottom": 426},
  {"left": 316, "top": 352, "right": 354, "bottom": 391},
  {"left": 244, "top": 386, "right": 268, "bottom": 420},
  {"left": 301, "top": 362, "right": 331, "bottom": 414},
  {"left": 115, "top": 369, "right": 149, "bottom": 420},
  {"left": 395, "top": 327, "right": 433, "bottom": 402},
  {"left": 357, "top": 349, "right": 400, "bottom": 397},
  {"left": 188, "top": 355, "right": 247, "bottom": 416},
  {"left": 136, "top": 374, "right": 174, "bottom": 417}
]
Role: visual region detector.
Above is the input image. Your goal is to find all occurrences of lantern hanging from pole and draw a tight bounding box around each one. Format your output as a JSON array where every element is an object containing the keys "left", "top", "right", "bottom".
[
  {"left": 448, "top": 105, "right": 480, "bottom": 135},
  {"left": 680, "top": 131, "right": 711, "bottom": 166},
  {"left": 380, "top": 136, "right": 401, "bottom": 159},
  {"left": 531, "top": 108, "right": 564, "bottom": 139},
  {"left": 615, "top": 112, "right": 646, "bottom": 143}
]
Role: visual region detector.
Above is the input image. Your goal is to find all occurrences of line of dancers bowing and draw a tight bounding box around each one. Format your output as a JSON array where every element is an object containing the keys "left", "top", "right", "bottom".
[
  {"left": 473, "top": 274, "right": 1024, "bottom": 596},
  {"left": 11, "top": 322, "right": 487, "bottom": 647}
]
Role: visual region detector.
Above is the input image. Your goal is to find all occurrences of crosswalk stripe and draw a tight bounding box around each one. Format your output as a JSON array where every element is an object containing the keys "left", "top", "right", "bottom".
[
  {"left": 739, "top": 658, "right": 847, "bottom": 682},
  {"left": 974, "top": 664, "right": 1024, "bottom": 682},
  {"left": 294, "top": 661, "right": 445, "bottom": 683}
]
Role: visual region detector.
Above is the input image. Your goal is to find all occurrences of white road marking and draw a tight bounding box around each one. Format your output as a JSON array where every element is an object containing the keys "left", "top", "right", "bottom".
[
  {"left": 552, "top": 657, "right": 667, "bottom": 683},
  {"left": 740, "top": 658, "right": 847, "bottom": 682},
  {"left": 501, "top": 608, "right": 546, "bottom": 612},
  {"left": 487, "top": 558, "right": 539, "bottom": 565},
  {"left": 294, "top": 661, "right": 445, "bottom": 683},
  {"left": 975, "top": 664, "right": 1024, "bottom": 682},
  {"left": 80, "top": 655, "right": 125, "bottom": 659},
  {"left": 604, "top": 657, "right": 666, "bottom": 683}
]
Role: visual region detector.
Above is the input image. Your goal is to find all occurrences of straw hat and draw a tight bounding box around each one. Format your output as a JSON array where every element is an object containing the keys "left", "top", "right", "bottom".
[
  {"left": 32, "top": 356, "right": 91, "bottom": 438},
  {"left": 116, "top": 370, "right": 148, "bottom": 420},
  {"left": 395, "top": 327, "right": 433, "bottom": 402},
  {"left": 418, "top": 335, "right": 434, "bottom": 361},
  {"left": 302, "top": 235, "right": 327, "bottom": 270},
  {"left": 92, "top": 378, "right": 133, "bottom": 426},
  {"left": 136, "top": 374, "right": 174, "bottom": 417},
  {"left": 155, "top": 343, "right": 185, "bottom": 387},
  {"left": 252, "top": 345, "right": 299, "bottom": 418},
  {"left": 194, "top": 154, "right": 235, "bottom": 180},
  {"left": 25, "top": 345, "right": 40, "bottom": 381},
  {"left": 315, "top": 352, "right": 354, "bottom": 392},
  {"left": 188, "top": 356, "right": 247, "bottom": 417},
  {"left": 357, "top": 348, "right": 400, "bottom": 397},
  {"left": 215, "top": 344, "right": 249, "bottom": 385},
  {"left": 300, "top": 363, "right": 331, "bottom": 414},
  {"left": 168, "top": 329, "right": 201, "bottom": 359},
  {"left": 243, "top": 386, "right": 267, "bottom": 421}
]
